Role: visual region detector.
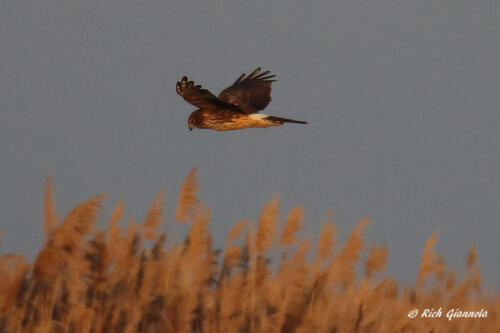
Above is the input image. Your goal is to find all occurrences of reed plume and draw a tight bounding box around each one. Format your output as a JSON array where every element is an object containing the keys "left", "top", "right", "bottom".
[
  {"left": 176, "top": 167, "right": 200, "bottom": 223},
  {"left": 0, "top": 173, "right": 497, "bottom": 333}
]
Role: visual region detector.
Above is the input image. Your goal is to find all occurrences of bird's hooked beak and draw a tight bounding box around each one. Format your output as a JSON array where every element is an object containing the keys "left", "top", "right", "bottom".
[{"left": 188, "top": 123, "right": 194, "bottom": 131}]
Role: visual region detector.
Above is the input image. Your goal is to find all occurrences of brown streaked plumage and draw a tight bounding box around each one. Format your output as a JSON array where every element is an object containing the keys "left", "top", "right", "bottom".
[{"left": 176, "top": 68, "right": 308, "bottom": 131}]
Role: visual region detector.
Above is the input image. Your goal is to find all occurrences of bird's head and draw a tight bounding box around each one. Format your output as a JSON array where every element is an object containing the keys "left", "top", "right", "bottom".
[{"left": 187, "top": 110, "right": 203, "bottom": 131}]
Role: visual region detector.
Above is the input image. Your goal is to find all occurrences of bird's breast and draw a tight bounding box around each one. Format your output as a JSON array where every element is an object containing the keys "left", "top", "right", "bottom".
[{"left": 199, "top": 110, "right": 280, "bottom": 131}]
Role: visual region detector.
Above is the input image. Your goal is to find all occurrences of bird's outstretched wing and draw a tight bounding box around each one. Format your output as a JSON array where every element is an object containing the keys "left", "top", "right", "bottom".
[
  {"left": 218, "top": 68, "right": 276, "bottom": 114},
  {"left": 176, "top": 76, "right": 242, "bottom": 112}
]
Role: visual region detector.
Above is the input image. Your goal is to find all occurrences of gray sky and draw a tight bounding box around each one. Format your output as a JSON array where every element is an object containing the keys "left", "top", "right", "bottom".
[{"left": 1, "top": 1, "right": 499, "bottom": 287}]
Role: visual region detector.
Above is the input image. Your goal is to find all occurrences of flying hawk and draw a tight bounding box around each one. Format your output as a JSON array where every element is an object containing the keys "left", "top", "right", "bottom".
[{"left": 176, "top": 68, "right": 307, "bottom": 131}]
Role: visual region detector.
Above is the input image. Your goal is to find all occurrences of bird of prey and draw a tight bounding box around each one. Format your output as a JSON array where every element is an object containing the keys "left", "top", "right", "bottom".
[{"left": 176, "top": 68, "right": 307, "bottom": 131}]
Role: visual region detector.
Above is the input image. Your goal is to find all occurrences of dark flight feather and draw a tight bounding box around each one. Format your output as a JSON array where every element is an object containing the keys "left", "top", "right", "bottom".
[
  {"left": 176, "top": 76, "right": 241, "bottom": 112},
  {"left": 218, "top": 68, "right": 277, "bottom": 114}
]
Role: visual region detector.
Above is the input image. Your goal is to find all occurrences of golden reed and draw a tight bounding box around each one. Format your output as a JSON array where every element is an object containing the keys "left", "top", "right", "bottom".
[{"left": 0, "top": 169, "right": 498, "bottom": 332}]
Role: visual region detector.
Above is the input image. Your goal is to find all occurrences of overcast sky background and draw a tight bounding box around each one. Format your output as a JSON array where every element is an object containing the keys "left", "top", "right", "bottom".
[{"left": 1, "top": 1, "right": 499, "bottom": 287}]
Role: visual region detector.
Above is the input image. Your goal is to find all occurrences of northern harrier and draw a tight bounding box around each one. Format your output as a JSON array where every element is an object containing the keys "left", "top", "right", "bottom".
[{"left": 176, "top": 68, "right": 307, "bottom": 131}]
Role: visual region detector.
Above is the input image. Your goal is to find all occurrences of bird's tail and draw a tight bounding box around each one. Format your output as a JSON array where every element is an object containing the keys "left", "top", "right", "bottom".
[{"left": 266, "top": 115, "right": 308, "bottom": 125}]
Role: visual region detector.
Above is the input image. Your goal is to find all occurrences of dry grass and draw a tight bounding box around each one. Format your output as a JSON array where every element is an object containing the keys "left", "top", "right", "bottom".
[{"left": 0, "top": 168, "right": 498, "bottom": 332}]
